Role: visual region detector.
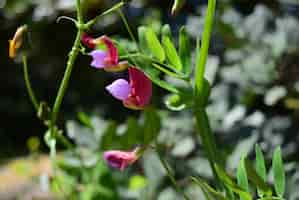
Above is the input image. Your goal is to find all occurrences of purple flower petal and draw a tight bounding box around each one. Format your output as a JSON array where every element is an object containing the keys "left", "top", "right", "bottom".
[
  {"left": 90, "top": 50, "right": 107, "bottom": 68},
  {"left": 106, "top": 79, "right": 131, "bottom": 101}
]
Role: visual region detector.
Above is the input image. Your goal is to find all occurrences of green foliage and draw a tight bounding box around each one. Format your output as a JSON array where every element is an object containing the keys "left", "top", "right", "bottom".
[{"left": 273, "top": 147, "right": 285, "bottom": 198}]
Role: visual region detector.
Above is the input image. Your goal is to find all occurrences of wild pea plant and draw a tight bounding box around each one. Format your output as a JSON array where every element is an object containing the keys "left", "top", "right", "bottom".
[{"left": 9, "top": 0, "right": 287, "bottom": 199}]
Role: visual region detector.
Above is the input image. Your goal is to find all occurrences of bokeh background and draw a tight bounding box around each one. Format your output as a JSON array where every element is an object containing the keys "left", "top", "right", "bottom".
[{"left": 1, "top": 0, "right": 299, "bottom": 199}]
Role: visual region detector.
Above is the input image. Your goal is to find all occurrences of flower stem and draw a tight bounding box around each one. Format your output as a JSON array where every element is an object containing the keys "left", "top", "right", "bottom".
[
  {"left": 194, "top": 0, "right": 216, "bottom": 94},
  {"left": 117, "top": 9, "right": 137, "bottom": 44},
  {"left": 50, "top": 0, "right": 84, "bottom": 139},
  {"left": 50, "top": 30, "right": 83, "bottom": 129},
  {"left": 156, "top": 149, "right": 190, "bottom": 200},
  {"left": 194, "top": 108, "right": 220, "bottom": 177},
  {"left": 193, "top": 0, "right": 222, "bottom": 181},
  {"left": 22, "top": 55, "right": 39, "bottom": 111}
]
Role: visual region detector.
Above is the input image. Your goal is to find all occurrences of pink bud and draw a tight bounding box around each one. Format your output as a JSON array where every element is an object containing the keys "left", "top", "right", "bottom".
[{"left": 103, "top": 150, "right": 138, "bottom": 171}]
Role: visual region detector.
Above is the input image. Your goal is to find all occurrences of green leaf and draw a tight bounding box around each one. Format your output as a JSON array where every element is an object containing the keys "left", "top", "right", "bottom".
[
  {"left": 162, "top": 35, "right": 183, "bottom": 71},
  {"left": 142, "top": 107, "right": 161, "bottom": 145},
  {"left": 143, "top": 67, "right": 179, "bottom": 93},
  {"left": 121, "top": 117, "right": 140, "bottom": 148},
  {"left": 145, "top": 27, "right": 165, "bottom": 62},
  {"left": 214, "top": 165, "right": 252, "bottom": 200},
  {"left": 237, "top": 156, "right": 249, "bottom": 200},
  {"left": 138, "top": 26, "right": 149, "bottom": 54},
  {"left": 244, "top": 159, "right": 272, "bottom": 196},
  {"left": 77, "top": 111, "right": 93, "bottom": 129},
  {"left": 101, "top": 121, "right": 117, "bottom": 150},
  {"left": 179, "top": 26, "right": 191, "bottom": 75},
  {"left": 191, "top": 177, "right": 228, "bottom": 200},
  {"left": 272, "top": 147, "right": 285, "bottom": 197},
  {"left": 162, "top": 24, "right": 172, "bottom": 40},
  {"left": 255, "top": 144, "right": 267, "bottom": 198}
]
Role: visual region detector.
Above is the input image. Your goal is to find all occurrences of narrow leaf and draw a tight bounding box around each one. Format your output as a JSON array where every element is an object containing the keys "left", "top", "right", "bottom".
[
  {"left": 162, "top": 36, "right": 182, "bottom": 71},
  {"left": 138, "top": 26, "right": 149, "bottom": 54},
  {"left": 215, "top": 165, "right": 252, "bottom": 200},
  {"left": 145, "top": 27, "right": 165, "bottom": 62},
  {"left": 143, "top": 108, "right": 161, "bottom": 145},
  {"left": 255, "top": 144, "right": 267, "bottom": 181},
  {"left": 237, "top": 156, "right": 249, "bottom": 200},
  {"left": 143, "top": 67, "right": 179, "bottom": 93},
  {"left": 179, "top": 27, "right": 191, "bottom": 75},
  {"left": 272, "top": 147, "right": 285, "bottom": 197},
  {"left": 162, "top": 24, "right": 172, "bottom": 40},
  {"left": 255, "top": 144, "right": 267, "bottom": 197},
  {"left": 191, "top": 177, "right": 228, "bottom": 200},
  {"left": 244, "top": 159, "right": 272, "bottom": 196}
]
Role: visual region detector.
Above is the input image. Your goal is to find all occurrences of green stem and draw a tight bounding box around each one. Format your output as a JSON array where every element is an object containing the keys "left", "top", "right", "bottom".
[
  {"left": 22, "top": 55, "right": 39, "bottom": 111},
  {"left": 117, "top": 9, "right": 137, "bottom": 44},
  {"left": 194, "top": 0, "right": 216, "bottom": 93},
  {"left": 193, "top": 0, "right": 220, "bottom": 181},
  {"left": 194, "top": 108, "right": 220, "bottom": 178},
  {"left": 85, "top": 1, "right": 125, "bottom": 28},
  {"left": 156, "top": 150, "right": 191, "bottom": 200},
  {"left": 51, "top": 30, "right": 83, "bottom": 129},
  {"left": 50, "top": 0, "right": 84, "bottom": 138}
]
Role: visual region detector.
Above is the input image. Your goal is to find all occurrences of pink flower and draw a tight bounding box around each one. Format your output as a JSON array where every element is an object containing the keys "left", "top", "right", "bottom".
[
  {"left": 82, "top": 33, "right": 127, "bottom": 72},
  {"left": 103, "top": 150, "right": 138, "bottom": 171},
  {"left": 81, "top": 33, "right": 96, "bottom": 49},
  {"left": 106, "top": 67, "right": 152, "bottom": 110}
]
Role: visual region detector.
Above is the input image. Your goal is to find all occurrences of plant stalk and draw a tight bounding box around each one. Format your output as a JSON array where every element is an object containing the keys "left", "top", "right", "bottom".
[{"left": 22, "top": 55, "right": 39, "bottom": 111}]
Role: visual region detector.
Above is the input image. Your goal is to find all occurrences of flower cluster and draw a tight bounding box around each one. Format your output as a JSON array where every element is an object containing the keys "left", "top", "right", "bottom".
[
  {"left": 82, "top": 33, "right": 152, "bottom": 170},
  {"left": 82, "top": 33, "right": 152, "bottom": 110}
]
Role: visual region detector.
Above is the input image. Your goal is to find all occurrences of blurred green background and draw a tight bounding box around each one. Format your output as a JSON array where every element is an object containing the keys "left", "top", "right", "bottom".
[{"left": 1, "top": 0, "right": 299, "bottom": 199}]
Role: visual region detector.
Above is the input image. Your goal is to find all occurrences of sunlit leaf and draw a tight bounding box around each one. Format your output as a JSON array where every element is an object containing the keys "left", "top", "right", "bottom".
[
  {"left": 214, "top": 165, "right": 252, "bottom": 200},
  {"left": 272, "top": 147, "right": 285, "bottom": 197},
  {"left": 179, "top": 26, "right": 192, "bottom": 75},
  {"left": 145, "top": 27, "right": 165, "bottom": 62},
  {"left": 237, "top": 156, "right": 249, "bottom": 200},
  {"left": 162, "top": 36, "right": 183, "bottom": 71}
]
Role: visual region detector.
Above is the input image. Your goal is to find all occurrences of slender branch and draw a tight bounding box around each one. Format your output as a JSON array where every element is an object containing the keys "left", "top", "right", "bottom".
[
  {"left": 117, "top": 9, "right": 137, "bottom": 44},
  {"left": 22, "top": 55, "right": 39, "bottom": 111},
  {"left": 192, "top": 0, "right": 222, "bottom": 184},
  {"left": 156, "top": 149, "right": 191, "bottom": 200},
  {"left": 50, "top": 0, "right": 85, "bottom": 137},
  {"left": 51, "top": 30, "right": 83, "bottom": 133},
  {"left": 194, "top": 0, "right": 216, "bottom": 93},
  {"left": 76, "top": 0, "right": 83, "bottom": 23},
  {"left": 85, "top": 1, "right": 125, "bottom": 28},
  {"left": 194, "top": 109, "right": 220, "bottom": 178}
]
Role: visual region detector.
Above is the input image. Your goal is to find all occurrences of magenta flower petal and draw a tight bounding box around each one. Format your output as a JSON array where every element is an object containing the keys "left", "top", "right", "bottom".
[
  {"left": 90, "top": 50, "right": 108, "bottom": 69},
  {"left": 124, "top": 67, "right": 152, "bottom": 110},
  {"left": 106, "top": 79, "right": 131, "bottom": 101},
  {"left": 100, "top": 36, "right": 119, "bottom": 66},
  {"left": 103, "top": 150, "right": 137, "bottom": 171},
  {"left": 81, "top": 33, "right": 96, "bottom": 49}
]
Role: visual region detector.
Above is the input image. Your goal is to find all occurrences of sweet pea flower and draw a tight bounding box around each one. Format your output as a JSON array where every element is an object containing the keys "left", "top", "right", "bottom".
[
  {"left": 81, "top": 33, "right": 127, "bottom": 72},
  {"left": 103, "top": 149, "right": 138, "bottom": 171},
  {"left": 106, "top": 67, "right": 152, "bottom": 110}
]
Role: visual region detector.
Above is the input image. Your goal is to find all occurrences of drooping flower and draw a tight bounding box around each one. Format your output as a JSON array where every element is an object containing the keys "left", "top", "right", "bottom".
[
  {"left": 103, "top": 150, "right": 138, "bottom": 171},
  {"left": 9, "top": 25, "right": 28, "bottom": 59},
  {"left": 106, "top": 67, "right": 152, "bottom": 110},
  {"left": 81, "top": 33, "right": 127, "bottom": 72},
  {"left": 81, "top": 33, "right": 96, "bottom": 49}
]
